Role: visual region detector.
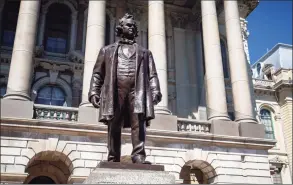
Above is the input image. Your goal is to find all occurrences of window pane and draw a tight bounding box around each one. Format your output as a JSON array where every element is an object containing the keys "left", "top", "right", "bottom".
[
  {"left": 36, "top": 86, "right": 66, "bottom": 106},
  {"left": 260, "top": 109, "right": 275, "bottom": 139}
]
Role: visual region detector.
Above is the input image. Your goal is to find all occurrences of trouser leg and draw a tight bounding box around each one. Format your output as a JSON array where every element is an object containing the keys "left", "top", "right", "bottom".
[
  {"left": 107, "top": 119, "right": 122, "bottom": 162},
  {"left": 128, "top": 93, "right": 146, "bottom": 163}
]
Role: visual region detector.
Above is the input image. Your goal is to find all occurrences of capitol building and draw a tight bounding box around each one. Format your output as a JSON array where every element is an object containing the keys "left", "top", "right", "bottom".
[{"left": 0, "top": 0, "right": 292, "bottom": 184}]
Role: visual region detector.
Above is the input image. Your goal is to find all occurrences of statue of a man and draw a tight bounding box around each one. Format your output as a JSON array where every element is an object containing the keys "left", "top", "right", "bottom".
[{"left": 88, "top": 13, "right": 162, "bottom": 164}]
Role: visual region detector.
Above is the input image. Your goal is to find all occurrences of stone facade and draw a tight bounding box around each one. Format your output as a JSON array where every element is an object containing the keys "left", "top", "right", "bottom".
[
  {"left": 0, "top": 0, "right": 291, "bottom": 184},
  {"left": 252, "top": 44, "right": 293, "bottom": 183}
]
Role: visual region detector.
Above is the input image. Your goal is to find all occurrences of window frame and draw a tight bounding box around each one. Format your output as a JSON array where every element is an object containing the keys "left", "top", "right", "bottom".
[{"left": 260, "top": 108, "right": 275, "bottom": 139}]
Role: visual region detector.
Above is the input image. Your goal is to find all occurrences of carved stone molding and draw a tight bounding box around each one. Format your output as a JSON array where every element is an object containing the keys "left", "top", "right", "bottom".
[
  {"left": 270, "top": 156, "right": 289, "bottom": 166},
  {"left": 238, "top": 0, "right": 259, "bottom": 18}
]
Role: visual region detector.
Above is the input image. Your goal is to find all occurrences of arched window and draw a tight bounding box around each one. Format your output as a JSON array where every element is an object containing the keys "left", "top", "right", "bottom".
[
  {"left": 0, "top": 85, "right": 7, "bottom": 98},
  {"left": 257, "top": 63, "right": 261, "bottom": 76},
  {"left": 36, "top": 85, "right": 66, "bottom": 106},
  {"left": 260, "top": 109, "right": 275, "bottom": 139},
  {"left": 1, "top": 1, "right": 20, "bottom": 47},
  {"left": 44, "top": 4, "right": 71, "bottom": 54},
  {"left": 220, "top": 39, "right": 229, "bottom": 78}
]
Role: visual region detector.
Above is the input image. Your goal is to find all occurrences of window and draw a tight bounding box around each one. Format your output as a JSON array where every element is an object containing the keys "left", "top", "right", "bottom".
[
  {"left": 0, "top": 86, "right": 7, "bottom": 98},
  {"left": 260, "top": 109, "right": 275, "bottom": 139},
  {"left": 1, "top": 1, "right": 20, "bottom": 47},
  {"left": 44, "top": 4, "right": 71, "bottom": 54},
  {"left": 220, "top": 39, "right": 229, "bottom": 78},
  {"left": 36, "top": 85, "right": 66, "bottom": 106},
  {"left": 257, "top": 63, "right": 261, "bottom": 76}
]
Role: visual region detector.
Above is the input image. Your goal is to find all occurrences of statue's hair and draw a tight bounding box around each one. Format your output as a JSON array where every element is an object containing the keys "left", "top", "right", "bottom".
[{"left": 115, "top": 13, "right": 138, "bottom": 38}]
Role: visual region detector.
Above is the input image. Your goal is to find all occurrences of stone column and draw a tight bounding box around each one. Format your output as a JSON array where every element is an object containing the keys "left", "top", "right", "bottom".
[
  {"left": 37, "top": 8, "right": 47, "bottom": 46},
  {"left": 224, "top": 0, "right": 257, "bottom": 123},
  {"left": 80, "top": 0, "right": 106, "bottom": 106},
  {"left": 148, "top": 0, "right": 170, "bottom": 114},
  {"left": 70, "top": 11, "right": 78, "bottom": 51},
  {"left": 4, "top": 0, "right": 40, "bottom": 100},
  {"left": 201, "top": 0, "right": 229, "bottom": 120}
]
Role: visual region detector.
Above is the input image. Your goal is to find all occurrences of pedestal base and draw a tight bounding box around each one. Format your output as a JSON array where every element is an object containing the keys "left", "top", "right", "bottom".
[
  {"left": 1, "top": 99, "right": 34, "bottom": 119},
  {"left": 83, "top": 162, "right": 175, "bottom": 184}
]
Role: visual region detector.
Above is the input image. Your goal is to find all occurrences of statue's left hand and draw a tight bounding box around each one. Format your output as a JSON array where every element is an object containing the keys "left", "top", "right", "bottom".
[{"left": 152, "top": 93, "right": 162, "bottom": 105}]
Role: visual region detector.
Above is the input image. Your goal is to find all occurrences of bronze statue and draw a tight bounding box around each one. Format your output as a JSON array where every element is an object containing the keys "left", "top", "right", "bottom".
[{"left": 88, "top": 13, "right": 162, "bottom": 164}]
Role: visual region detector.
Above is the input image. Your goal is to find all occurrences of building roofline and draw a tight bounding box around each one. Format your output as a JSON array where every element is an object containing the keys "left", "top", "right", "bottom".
[{"left": 251, "top": 43, "right": 293, "bottom": 67}]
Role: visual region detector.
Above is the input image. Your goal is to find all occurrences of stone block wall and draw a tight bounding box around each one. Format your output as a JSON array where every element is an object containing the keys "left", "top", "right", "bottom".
[{"left": 0, "top": 136, "right": 273, "bottom": 184}]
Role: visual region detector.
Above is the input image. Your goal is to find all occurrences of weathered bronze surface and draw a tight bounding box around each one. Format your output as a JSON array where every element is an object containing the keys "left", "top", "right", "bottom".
[{"left": 88, "top": 13, "right": 162, "bottom": 164}]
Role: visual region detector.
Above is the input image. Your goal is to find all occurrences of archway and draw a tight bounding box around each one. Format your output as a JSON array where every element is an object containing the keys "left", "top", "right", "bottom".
[
  {"left": 24, "top": 151, "right": 73, "bottom": 184},
  {"left": 28, "top": 176, "right": 56, "bottom": 184},
  {"left": 180, "top": 160, "right": 217, "bottom": 184}
]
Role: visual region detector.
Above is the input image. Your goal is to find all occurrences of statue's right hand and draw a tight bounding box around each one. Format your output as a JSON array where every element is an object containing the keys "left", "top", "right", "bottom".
[{"left": 90, "top": 95, "right": 100, "bottom": 108}]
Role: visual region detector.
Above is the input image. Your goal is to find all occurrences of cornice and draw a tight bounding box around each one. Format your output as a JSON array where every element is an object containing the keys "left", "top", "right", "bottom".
[{"left": 1, "top": 117, "right": 276, "bottom": 150}]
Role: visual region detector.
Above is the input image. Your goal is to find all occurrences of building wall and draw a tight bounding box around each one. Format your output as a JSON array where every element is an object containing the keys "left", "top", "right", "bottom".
[
  {"left": 280, "top": 99, "right": 292, "bottom": 174},
  {"left": 0, "top": 130, "right": 273, "bottom": 184}
]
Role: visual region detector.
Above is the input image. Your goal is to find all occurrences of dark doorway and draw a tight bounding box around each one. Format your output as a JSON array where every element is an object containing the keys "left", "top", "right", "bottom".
[{"left": 28, "top": 176, "right": 56, "bottom": 184}]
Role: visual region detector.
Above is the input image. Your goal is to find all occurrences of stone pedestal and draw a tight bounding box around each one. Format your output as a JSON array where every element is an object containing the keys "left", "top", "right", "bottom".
[
  {"left": 1, "top": 99, "right": 34, "bottom": 119},
  {"left": 211, "top": 120, "right": 239, "bottom": 136},
  {"left": 83, "top": 162, "right": 175, "bottom": 184},
  {"left": 239, "top": 122, "right": 265, "bottom": 138},
  {"left": 149, "top": 114, "right": 178, "bottom": 131},
  {"left": 78, "top": 106, "right": 100, "bottom": 123}
]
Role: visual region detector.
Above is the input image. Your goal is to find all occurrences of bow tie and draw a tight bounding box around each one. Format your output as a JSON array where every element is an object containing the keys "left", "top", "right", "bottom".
[{"left": 119, "top": 38, "right": 136, "bottom": 45}]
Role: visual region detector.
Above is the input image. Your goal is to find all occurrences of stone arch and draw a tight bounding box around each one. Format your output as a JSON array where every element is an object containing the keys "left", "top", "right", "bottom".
[
  {"left": 42, "top": 0, "right": 77, "bottom": 14},
  {"left": 259, "top": 103, "right": 276, "bottom": 115},
  {"left": 180, "top": 160, "right": 217, "bottom": 184},
  {"left": 24, "top": 151, "right": 73, "bottom": 184},
  {"left": 31, "top": 77, "right": 72, "bottom": 107}
]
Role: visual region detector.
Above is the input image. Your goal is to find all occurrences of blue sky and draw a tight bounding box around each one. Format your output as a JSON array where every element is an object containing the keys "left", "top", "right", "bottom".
[{"left": 246, "top": 0, "right": 292, "bottom": 64}]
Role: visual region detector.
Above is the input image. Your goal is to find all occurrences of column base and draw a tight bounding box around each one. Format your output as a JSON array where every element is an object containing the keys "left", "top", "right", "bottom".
[
  {"left": 1, "top": 99, "right": 34, "bottom": 119},
  {"left": 154, "top": 106, "right": 172, "bottom": 115},
  {"left": 3, "top": 93, "right": 31, "bottom": 101},
  {"left": 149, "top": 114, "right": 178, "bottom": 131}
]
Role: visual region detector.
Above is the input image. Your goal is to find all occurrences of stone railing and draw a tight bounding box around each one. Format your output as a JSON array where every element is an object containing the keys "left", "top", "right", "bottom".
[
  {"left": 177, "top": 118, "right": 211, "bottom": 133},
  {"left": 252, "top": 78, "right": 274, "bottom": 88},
  {"left": 0, "top": 54, "right": 11, "bottom": 65},
  {"left": 33, "top": 104, "right": 78, "bottom": 121},
  {"left": 273, "top": 68, "right": 292, "bottom": 84}
]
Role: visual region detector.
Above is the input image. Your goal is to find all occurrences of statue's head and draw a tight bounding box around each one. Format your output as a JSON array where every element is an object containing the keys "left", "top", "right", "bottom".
[{"left": 116, "top": 13, "right": 138, "bottom": 39}]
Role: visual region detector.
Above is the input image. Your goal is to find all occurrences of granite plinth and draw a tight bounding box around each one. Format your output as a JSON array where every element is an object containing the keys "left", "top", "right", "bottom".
[{"left": 83, "top": 162, "right": 175, "bottom": 184}]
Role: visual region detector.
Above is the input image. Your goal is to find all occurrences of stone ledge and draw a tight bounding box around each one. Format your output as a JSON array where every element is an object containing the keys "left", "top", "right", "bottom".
[
  {"left": 97, "top": 161, "right": 164, "bottom": 171},
  {"left": 0, "top": 172, "right": 28, "bottom": 182},
  {"left": 0, "top": 117, "right": 276, "bottom": 150}
]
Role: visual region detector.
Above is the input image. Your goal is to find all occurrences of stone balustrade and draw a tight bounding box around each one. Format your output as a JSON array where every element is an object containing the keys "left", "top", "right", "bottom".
[
  {"left": 0, "top": 54, "right": 11, "bottom": 65},
  {"left": 34, "top": 104, "right": 78, "bottom": 121},
  {"left": 252, "top": 78, "right": 274, "bottom": 88},
  {"left": 177, "top": 118, "right": 211, "bottom": 133},
  {"left": 273, "top": 68, "right": 293, "bottom": 84}
]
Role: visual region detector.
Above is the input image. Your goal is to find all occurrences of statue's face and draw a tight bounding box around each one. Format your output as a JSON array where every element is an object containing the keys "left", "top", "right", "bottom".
[{"left": 121, "top": 18, "right": 136, "bottom": 39}]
